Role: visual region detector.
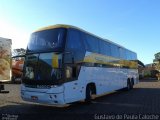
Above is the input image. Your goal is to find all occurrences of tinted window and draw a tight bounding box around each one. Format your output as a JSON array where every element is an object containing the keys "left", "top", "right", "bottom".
[
  {"left": 126, "top": 50, "right": 131, "bottom": 60},
  {"left": 99, "top": 40, "right": 111, "bottom": 56},
  {"left": 131, "top": 52, "right": 137, "bottom": 60},
  {"left": 27, "top": 28, "right": 66, "bottom": 52},
  {"left": 65, "top": 29, "right": 85, "bottom": 62},
  {"left": 66, "top": 29, "right": 83, "bottom": 50},
  {"left": 84, "top": 34, "right": 99, "bottom": 53},
  {"left": 119, "top": 48, "right": 127, "bottom": 59},
  {"left": 126, "top": 50, "right": 137, "bottom": 60},
  {"left": 111, "top": 44, "right": 120, "bottom": 58}
]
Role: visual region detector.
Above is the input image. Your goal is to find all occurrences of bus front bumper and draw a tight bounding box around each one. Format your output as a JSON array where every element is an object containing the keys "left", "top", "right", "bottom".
[
  {"left": 21, "top": 90, "right": 65, "bottom": 105},
  {"left": 21, "top": 84, "right": 65, "bottom": 105}
]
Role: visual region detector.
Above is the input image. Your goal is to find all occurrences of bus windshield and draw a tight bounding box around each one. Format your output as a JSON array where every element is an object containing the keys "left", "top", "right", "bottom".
[
  {"left": 22, "top": 53, "right": 63, "bottom": 85},
  {"left": 27, "top": 28, "right": 66, "bottom": 52}
]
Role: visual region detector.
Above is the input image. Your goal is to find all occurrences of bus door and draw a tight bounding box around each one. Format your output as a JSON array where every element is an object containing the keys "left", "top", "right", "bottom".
[{"left": 64, "top": 64, "right": 83, "bottom": 103}]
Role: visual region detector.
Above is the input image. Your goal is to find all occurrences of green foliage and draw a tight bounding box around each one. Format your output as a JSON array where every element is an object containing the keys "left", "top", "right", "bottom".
[
  {"left": 144, "top": 71, "right": 151, "bottom": 78},
  {"left": 12, "top": 48, "right": 26, "bottom": 56},
  {"left": 154, "top": 52, "right": 160, "bottom": 72}
]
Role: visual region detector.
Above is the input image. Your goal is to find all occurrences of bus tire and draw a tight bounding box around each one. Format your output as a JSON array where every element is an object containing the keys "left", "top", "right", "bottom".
[
  {"left": 85, "top": 85, "right": 93, "bottom": 103},
  {"left": 130, "top": 78, "right": 134, "bottom": 89},
  {"left": 126, "top": 79, "right": 131, "bottom": 91}
]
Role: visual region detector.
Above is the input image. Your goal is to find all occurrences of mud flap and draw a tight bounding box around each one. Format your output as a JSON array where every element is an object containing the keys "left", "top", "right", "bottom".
[
  {"left": 0, "top": 84, "right": 4, "bottom": 91},
  {"left": 0, "top": 83, "right": 9, "bottom": 93}
]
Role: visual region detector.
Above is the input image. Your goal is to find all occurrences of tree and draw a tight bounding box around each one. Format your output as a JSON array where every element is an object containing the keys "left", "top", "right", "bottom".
[
  {"left": 153, "top": 52, "right": 160, "bottom": 72},
  {"left": 12, "top": 48, "right": 26, "bottom": 57}
]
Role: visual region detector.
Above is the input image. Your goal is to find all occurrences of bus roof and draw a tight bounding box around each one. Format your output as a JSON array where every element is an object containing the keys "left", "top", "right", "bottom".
[{"left": 34, "top": 24, "right": 136, "bottom": 54}]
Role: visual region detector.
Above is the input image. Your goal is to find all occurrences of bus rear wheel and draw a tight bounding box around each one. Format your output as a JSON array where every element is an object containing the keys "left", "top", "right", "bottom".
[
  {"left": 126, "top": 79, "right": 132, "bottom": 91},
  {"left": 130, "top": 79, "right": 134, "bottom": 89},
  {"left": 85, "top": 85, "right": 93, "bottom": 103}
]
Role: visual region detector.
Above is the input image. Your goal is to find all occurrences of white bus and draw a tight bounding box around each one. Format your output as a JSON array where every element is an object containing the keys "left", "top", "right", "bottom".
[{"left": 21, "top": 24, "right": 138, "bottom": 105}]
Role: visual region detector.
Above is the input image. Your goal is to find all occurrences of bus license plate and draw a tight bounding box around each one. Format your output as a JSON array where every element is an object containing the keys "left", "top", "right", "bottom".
[{"left": 31, "top": 96, "right": 38, "bottom": 100}]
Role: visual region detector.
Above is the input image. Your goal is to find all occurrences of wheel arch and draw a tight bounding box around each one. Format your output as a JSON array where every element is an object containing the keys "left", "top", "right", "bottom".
[{"left": 86, "top": 82, "right": 96, "bottom": 95}]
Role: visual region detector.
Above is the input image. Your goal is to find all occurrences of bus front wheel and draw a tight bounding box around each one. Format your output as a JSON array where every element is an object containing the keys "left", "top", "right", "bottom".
[{"left": 85, "top": 85, "right": 93, "bottom": 103}]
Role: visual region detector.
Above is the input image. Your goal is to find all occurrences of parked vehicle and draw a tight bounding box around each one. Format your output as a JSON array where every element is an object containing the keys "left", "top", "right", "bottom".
[{"left": 12, "top": 57, "right": 24, "bottom": 83}]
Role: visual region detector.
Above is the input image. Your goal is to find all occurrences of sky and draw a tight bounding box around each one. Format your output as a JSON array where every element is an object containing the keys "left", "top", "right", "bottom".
[{"left": 0, "top": 0, "right": 160, "bottom": 64}]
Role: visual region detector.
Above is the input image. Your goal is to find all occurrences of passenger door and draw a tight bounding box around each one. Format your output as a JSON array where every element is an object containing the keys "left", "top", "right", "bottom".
[{"left": 64, "top": 64, "right": 84, "bottom": 103}]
